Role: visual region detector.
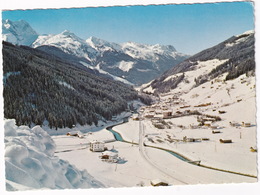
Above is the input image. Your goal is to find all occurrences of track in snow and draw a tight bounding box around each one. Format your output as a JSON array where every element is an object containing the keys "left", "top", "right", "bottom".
[{"left": 138, "top": 121, "right": 188, "bottom": 185}]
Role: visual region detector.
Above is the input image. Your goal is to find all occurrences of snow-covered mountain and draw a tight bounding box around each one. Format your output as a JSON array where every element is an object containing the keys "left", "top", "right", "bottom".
[
  {"left": 121, "top": 41, "right": 178, "bottom": 61},
  {"left": 2, "top": 19, "right": 189, "bottom": 85},
  {"left": 32, "top": 30, "right": 98, "bottom": 62},
  {"left": 33, "top": 31, "right": 188, "bottom": 85},
  {"left": 2, "top": 19, "right": 38, "bottom": 46},
  {"left": 143, "top": 30, "right": 255, "bottom": 94}
]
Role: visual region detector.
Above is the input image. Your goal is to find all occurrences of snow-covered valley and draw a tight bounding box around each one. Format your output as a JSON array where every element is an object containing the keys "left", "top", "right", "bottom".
[
  {"left": 52, "top": 66, "right": 257, "bottom": 187},
  {"left": 2, "top": 16, "right": 258, "bottom": 192},
  {"left": 3, "top": 54, "right": 258, "bottom": 190}
]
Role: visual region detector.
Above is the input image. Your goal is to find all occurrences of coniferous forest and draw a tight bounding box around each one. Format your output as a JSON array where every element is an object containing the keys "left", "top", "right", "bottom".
[{"left": 3, "top": 41, "right": 145, "bottom": 129}]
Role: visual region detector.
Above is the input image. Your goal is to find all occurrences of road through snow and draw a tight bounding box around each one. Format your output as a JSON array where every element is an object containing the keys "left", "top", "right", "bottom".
[{"left": 138, "top": 121, "right": 188, "bottom": 185}]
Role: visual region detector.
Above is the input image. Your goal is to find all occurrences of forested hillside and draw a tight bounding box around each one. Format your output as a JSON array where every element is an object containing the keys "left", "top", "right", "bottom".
[
  {"left": 149, "top": 31, "right": 255, "bottom": 94},
  {"left": 3, "top": 41, "right": 141, "bottom": 129}
]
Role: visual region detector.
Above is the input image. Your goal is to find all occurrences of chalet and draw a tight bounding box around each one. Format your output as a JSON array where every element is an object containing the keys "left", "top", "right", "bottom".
[
  {"left": 66, "top": 131, "right": 84, "bottom": 138},
  {"left": 151, "top": 105, "right": 161, "bottom": 110},
  {"left": 150, "top": 179, "right": 169, "bottom": 187},
  {"left": 250, "top": 147, "right": 257, "bottom": 152},
  {"left": 67, "top": 131, "right": 79, "bottom": 136},
  {"left": 210, "top": 125, "right": 219, "bottom": 130},
  {"left": 139, "top": 107, "right": 145, "bottom": 112},
  {"left": 162, "top": 106, "right": 168, "bottom": 110},
  {"left": 183, "top": 136, "right": 193, "bottom": 142},
  {"left": 203, "top": 121, "right": 212, "bottom": 127},
  {"left": 132, "top": 114, "right": 139, "bottom": 120},
  {"left": 151, "top": 119, "right": 161, "bottom": 123},
  {"left": 189, "top": 124, "right": 199, "bottom": 129},
  {"left": 219, "top": 139, "right": 232, "bottom": 143},
  {"left": 242, "top": 122, "right": 251, "bottom": 127},
  {"left": 111, "top": 116, "right": 117, "bottom": 121},
  {"left": 90, "top": 141, "right": 105, "bottom": 152},
  {"left": 212, "top": 130, "right": 221, "bottom": 134},
  {"left": 162, "top": 110, "right": 172, "bottom": 119},
  {"left": 144, "top": 113, "right": 155, "bottom": 118},
  {"left": 100, "top": 151, "right": 118, "bottom": 163},
  {"left": 155, "top": 110, "right": 163, "bottom": 115}
]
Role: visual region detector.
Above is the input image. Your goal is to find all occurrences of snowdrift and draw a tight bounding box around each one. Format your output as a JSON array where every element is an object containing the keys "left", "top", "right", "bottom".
[{"left": 4, "top": 119, "right": 104, "bottom": 191}]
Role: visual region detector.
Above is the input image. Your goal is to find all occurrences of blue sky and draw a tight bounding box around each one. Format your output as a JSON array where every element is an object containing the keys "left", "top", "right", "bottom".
[{"left": 2, "top": 1, "right": 254, "bottom": 55}]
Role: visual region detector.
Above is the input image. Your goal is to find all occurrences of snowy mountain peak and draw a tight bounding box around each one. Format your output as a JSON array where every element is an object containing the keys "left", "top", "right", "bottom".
[
  {"left": 61, "top": 29, "right": 75, "bottom": 36},
  {"left": 86, "top": 36, "right": 107, "bottom": 47},
  {"left": 56, "top": 30, "right": 85, "bottom": 42},
  {"left": 121, "top": 41, "right": 181, "bottom": 61},
  {"left": 86, "top": 36, "right": 103, "bottom": 43},
  {"left": 86, "top": 36, "right": 121, "bottom": 51},
  {"left": 236, "top": 30, "right": 254, "bottom": 37},
  {"left": 2, "top": 19, "right": 39, "bottom": 46}
]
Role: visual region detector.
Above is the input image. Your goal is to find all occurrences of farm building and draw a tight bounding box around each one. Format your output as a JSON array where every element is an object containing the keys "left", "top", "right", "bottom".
[
  {"left": 100, "top": 151, "right": 119, "bottom": 163},
  {"left": 90, "top": 141, "right": 106, "bottom": 152}
]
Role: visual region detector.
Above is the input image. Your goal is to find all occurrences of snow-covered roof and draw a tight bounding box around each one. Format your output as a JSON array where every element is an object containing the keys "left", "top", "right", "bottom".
[
  {"left": 101, "top": 151, "right": 118, "bottom": 157},
  {"left": 91, "top": 140, "right": 105, "bottom": 144}
]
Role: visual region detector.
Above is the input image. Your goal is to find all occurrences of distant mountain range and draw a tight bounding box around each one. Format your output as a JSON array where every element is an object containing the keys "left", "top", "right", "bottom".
[
  {"left": 2, "top": 19, "right": 189, "bottom": 85},
  {"left": 142, "top": 30, "right": 255, "bottom": 94}
]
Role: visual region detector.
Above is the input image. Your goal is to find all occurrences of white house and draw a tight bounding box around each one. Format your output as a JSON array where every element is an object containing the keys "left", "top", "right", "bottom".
[{"left": 90, "top": 141, "right": 105, "bottom": 152}]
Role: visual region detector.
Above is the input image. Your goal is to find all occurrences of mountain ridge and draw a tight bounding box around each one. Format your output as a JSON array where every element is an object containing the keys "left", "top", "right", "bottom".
[{"left": 2, "top": 19, "right": 189, "bottom": 85}]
